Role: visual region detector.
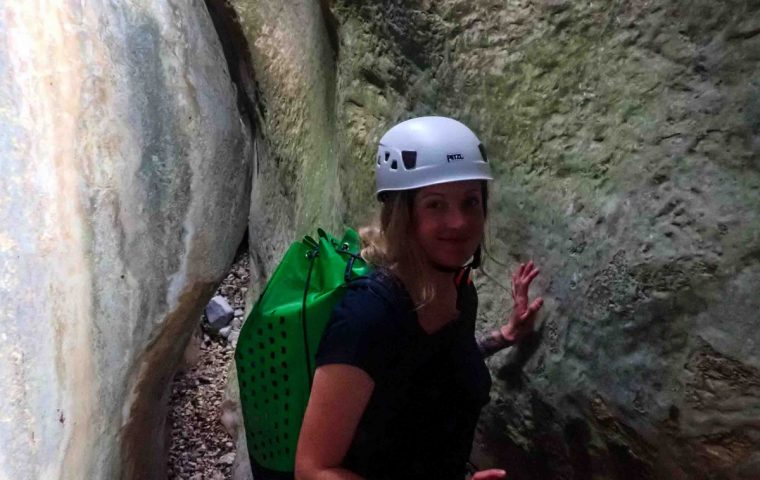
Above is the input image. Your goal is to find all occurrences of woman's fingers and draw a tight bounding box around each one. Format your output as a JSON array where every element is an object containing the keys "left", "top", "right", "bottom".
[
  {"left": 506, "top": 262, "right": 545, "bottom": 343},
  {"left": 511, "top": 262, "right": 541, "bottom": 317},
  {"left": 526, "top": 268, "right": 540, "bottom": 284},
  {"left": 516, "top": 262, "right": 537, "bottom": 277},
  {"left": 530, "top": 297, "right": 544, "bottom": 312},
  {"left": 512, "top": 262, "right": 540, "bottom": 293},
  {"left": 519, "top": 297, "right": 544, "bottom": 320},
  {"left": 519, "top": 261, "right": 532, "bottom": 276}
]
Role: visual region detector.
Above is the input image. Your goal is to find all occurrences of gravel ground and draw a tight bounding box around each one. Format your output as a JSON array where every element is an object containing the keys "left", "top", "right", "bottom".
[{"left": 167, "top": 251, "right": 250, "bottom": 480}]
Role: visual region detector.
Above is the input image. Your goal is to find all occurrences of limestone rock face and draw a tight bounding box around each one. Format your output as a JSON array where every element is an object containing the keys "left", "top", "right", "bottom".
[
  {"left": 0, "top": 1, "right": 251, "bottom": 479},
  {"left": 230, "top": 0, "right": 760, "bottom": 478},
  {"left": 230, "top": 0, "right": 344, "bottom": 293}
]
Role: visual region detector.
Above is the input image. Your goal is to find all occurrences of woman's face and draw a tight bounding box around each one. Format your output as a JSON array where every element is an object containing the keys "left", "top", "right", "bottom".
[{"left": 411, "top": 180, "right": 485, "bottom": 269}]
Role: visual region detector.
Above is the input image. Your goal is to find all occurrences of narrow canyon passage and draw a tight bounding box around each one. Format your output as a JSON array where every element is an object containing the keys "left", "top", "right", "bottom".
[
  {"left": 1, "top": 0, "right": 758, "bottom": 478},
  {"left": 167, "top": 251, "right": 250, "bottom": 480}
]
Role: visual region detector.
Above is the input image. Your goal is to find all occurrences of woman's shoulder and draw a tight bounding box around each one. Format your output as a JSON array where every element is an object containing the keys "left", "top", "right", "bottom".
[
  {"left": 317, "top": 269, "right": 413, "bottom": 375},
  {"left": 326, "top": 268, "right": 414, "bottom": 340},
  {"left": 345, "top": 268, "right": 411, "bottom": 313}
]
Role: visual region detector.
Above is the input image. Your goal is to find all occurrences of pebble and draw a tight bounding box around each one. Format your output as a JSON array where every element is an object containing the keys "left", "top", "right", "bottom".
[{"left": 205, "top": 296, "right": 234, "bottom": 330}]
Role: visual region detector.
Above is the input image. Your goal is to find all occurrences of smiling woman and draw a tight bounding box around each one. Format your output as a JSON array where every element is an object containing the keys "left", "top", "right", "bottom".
[
  {"left": 412, "top": 181, "right": 486, "bottom": 273},
  {"left": 289, "top": 117, "right": 544, "bottom": 480}
]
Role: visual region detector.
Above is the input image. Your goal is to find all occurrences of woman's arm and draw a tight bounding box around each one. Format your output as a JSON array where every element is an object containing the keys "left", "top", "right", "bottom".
[
  {"left": 295, "top": 364, "right": 375, "bottom": 480},
  {"left": 478, "top": 261, "right": 543, "bottom": 358},
  {"left": 476, "top": 329, "right": 513, "bottom": 358}
]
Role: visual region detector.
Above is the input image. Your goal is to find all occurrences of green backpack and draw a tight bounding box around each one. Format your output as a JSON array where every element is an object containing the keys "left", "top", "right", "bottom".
[{"left": 235, "top": 228, "right": 372, "bottom": 474}]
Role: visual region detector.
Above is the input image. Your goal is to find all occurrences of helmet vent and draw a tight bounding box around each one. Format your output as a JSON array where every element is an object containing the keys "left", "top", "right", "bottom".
[
  {"left": 390, "top": 160, "right": 398, "bottom": 170},
  {"left": 478, "top": 143, "right": 488, "bottom": 162},
  {"left": 384, "top": 151, "right": 390, "bottom": 162},
  {"left": 401, "top": 150, "right": 417, "bottom": 170},
  {"left": 377, "top": 155, "right": 381, "bottom": 165}
]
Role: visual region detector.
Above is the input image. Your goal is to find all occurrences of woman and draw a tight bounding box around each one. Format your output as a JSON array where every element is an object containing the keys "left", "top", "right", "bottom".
[{"left": 295, "top": 116, "right": 544, "bottom": 480}]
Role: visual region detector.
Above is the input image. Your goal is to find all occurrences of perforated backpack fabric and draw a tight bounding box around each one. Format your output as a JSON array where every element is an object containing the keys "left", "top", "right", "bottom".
[{"left": 235, "top": 228, "right": 372, "bottom": 476}]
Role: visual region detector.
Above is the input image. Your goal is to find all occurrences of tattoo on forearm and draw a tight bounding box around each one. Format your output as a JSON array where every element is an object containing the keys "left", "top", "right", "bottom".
[{"left": 477, "top": 330, "right": 512, "bottom": 358}]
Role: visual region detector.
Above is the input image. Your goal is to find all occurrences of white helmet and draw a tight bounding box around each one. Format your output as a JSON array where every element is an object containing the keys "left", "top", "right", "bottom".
[{"left": 375, "top": 116, "right": 493, "bottom": 199}]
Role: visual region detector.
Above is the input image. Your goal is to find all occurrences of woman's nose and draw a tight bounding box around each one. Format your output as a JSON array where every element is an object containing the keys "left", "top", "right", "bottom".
[{"left": 446, "top": 207, "right": 468, "bottom": 229}]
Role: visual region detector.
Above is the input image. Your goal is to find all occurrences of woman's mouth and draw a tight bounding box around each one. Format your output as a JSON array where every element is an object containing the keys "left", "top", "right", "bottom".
[{"left": 438, "top": 237, "right": 469, "bottom": 244}]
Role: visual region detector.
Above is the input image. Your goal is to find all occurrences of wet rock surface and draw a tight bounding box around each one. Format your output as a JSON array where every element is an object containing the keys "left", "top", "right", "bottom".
[{"left": 168, "top": 252, "right": 250, "bottom": 480}]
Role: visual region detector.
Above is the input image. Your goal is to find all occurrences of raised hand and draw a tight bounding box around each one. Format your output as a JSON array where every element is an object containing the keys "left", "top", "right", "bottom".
[{"left": 500, "top": 261, "right": 543, "bottom": 344}]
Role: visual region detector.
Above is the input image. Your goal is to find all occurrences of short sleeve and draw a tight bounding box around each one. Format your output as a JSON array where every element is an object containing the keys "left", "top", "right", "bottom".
[{"left": 315, "top": 280, "right": 401, "bottom": 380}]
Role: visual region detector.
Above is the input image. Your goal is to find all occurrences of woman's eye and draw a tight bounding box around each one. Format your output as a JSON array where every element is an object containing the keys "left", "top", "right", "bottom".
[
  {"left": 426, "top": 201, "right": 443, "bottom": 210},
  {"left": 464, "top": 197, "right": 481, "bottom": 208}
]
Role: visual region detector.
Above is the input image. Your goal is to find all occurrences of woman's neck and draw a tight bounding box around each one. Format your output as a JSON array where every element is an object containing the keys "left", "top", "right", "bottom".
[
  {"left": 414, "top": 263, "right": 460, "bottom": 334},
  {"left": 397, "top": 259, "right": 461, "bottom": 303}
]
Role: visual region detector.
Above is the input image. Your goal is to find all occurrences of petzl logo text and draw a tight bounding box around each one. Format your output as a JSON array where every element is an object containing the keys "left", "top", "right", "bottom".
[{"left": 446, "top": 153, "right": 464, "bottom": 162}]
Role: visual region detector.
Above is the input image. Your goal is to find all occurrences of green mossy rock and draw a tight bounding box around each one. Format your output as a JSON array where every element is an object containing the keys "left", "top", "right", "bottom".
[{"left": 232, "top": 0, "right": 760, "bottom": 478}]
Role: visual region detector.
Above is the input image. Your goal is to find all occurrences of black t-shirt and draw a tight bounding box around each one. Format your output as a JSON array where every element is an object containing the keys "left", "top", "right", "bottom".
[{"left": 315, "top": 270, "right": 492, "bottom": 480}]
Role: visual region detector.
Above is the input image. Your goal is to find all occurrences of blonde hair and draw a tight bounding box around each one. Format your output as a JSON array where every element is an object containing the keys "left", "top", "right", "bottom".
[{"left": 359, "top": 190, "right": 437, "bottom": 307}]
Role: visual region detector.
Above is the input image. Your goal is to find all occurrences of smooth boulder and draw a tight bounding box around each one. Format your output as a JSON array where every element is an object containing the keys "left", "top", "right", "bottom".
[{"left": 0, "top": 2, "right": 252, "bottom": 479}]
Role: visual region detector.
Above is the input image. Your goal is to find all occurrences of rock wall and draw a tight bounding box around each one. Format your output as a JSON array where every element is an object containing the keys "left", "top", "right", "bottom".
[
  {"left": 228, "top": 0, "right": 760, "bottom": 479},
  {"left": 232, "top": 0, "right": 345, "bottom": 294},
  {"left": 0, "top": 1, "right": 252, "bottom": 478}
]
